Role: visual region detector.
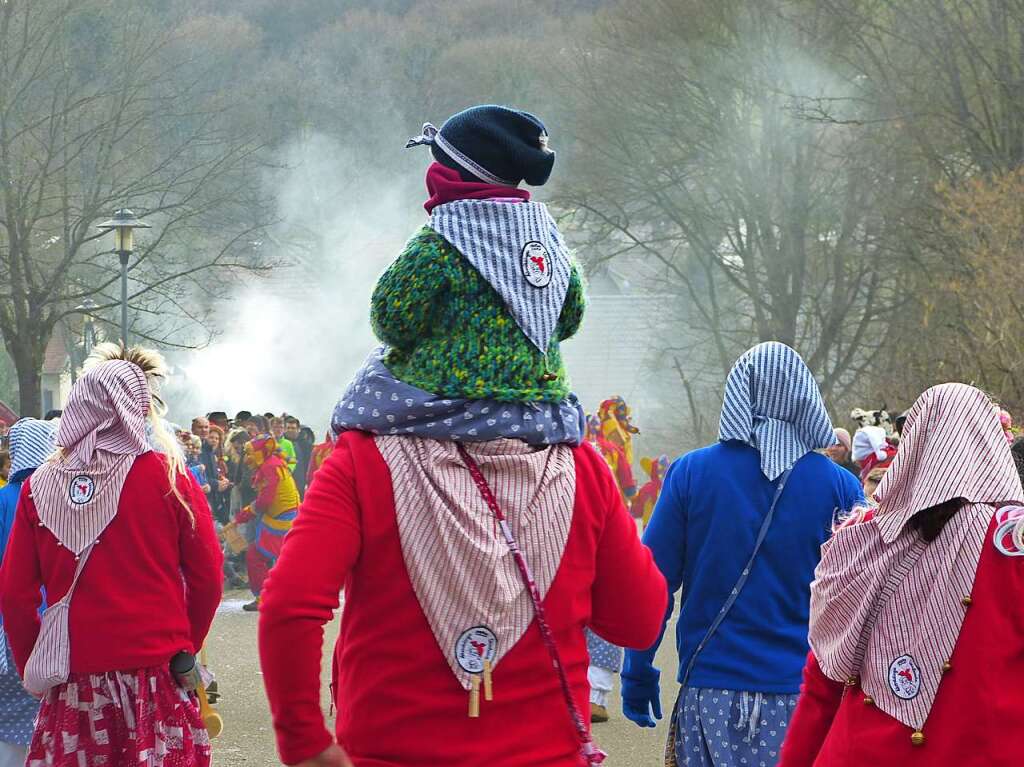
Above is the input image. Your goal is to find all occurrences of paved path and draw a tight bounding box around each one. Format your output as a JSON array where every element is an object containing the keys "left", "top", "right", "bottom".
[{"left": 206, "top": 591, "right": 681, "bottom": 766}]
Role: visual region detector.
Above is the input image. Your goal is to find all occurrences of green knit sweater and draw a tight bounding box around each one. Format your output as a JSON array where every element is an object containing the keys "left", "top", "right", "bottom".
[{"left": 370, "top": 226, "right": 585, "bottom": 403}]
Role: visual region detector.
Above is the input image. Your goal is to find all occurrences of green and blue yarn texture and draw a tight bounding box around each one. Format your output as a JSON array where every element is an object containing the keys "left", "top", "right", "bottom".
[{"left": 371, "top": 227, "right": 585, "bottom": 403}]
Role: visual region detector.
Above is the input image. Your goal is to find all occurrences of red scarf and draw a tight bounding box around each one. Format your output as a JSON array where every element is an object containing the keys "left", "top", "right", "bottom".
[{"left": 423, "top": 162, "right": 530, "bottom": 213}]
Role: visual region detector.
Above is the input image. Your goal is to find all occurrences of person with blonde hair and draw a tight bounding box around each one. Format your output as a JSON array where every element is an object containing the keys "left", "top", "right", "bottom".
[
  {"left": 780, "top": 383, "right": 1024, "bottom": 765},
  {"left": 0, "top": 347, "right": 223, "bottom": 767}
]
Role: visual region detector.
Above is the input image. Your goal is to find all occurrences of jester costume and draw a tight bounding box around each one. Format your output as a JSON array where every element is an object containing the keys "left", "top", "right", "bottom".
[
  {"left": 631, "top": 456, "right": 669, "bottom": 529},
  {"left": 594, "top": 397, "right": 638, "bottom": 505},
  {"left": 582, "top": 397, "right": 642, "bottom": 722},
  {"left": 235, "top": 435, "right": 299, "bottom": 599}
]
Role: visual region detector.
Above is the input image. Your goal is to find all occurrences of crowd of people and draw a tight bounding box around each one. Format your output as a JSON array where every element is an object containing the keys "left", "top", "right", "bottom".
[
  {"left": 173, "top": 412, "right": 332, "bottom": 610},
  {"left": 0, "top": 102, "right": 1020, "bottom": 767}
]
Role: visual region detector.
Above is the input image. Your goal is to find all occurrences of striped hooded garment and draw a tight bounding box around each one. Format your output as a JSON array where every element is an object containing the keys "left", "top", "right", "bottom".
[
  {"left": 719, "top": 341, "right": 837, "bottom": 479},
  {"left": 808, "top": 382, "right": 1024, "bottom": 732},
  {"left": 29, "top": 361, "right": 152, "bottom": 553}
]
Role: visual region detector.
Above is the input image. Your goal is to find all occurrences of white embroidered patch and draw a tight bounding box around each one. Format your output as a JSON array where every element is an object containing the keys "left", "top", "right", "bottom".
[
  {"left": 455, "top": 626, "right": 497, "bottom": 674},
  {"left": 888, "top": 655, "right": 921, "bottom": 700},
  {"left": 69, "top": 475, "right": 95, "bottom": 505},
  {"left": 521, "top": 241, "right": 552, "bottom": 288}
]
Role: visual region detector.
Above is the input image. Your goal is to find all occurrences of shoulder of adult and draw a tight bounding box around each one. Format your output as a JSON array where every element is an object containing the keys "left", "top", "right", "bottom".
[{"left": 571, "top": 440, "right": 619, "bottom": 507}]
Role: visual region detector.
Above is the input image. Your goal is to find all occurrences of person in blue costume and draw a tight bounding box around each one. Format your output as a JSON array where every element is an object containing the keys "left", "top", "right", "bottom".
[
  {"left": 0, "top": 418, "right": 57, "bottom": 767},
  {"left": 621, "top": 342, "right": 864, "bottom": 767}
]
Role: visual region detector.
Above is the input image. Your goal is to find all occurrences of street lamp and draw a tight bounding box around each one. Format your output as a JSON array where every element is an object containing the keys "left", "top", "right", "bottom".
[{"left": 97, "top": 208, "right": 150, "bottom": 346}]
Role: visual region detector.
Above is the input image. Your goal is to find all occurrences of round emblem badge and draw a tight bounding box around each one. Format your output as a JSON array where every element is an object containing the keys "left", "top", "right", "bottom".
[
  {"left": 454, "top": 626, "right": 498, "bottom": 674},
  {"left": 888, "top": 654, "right": 921, "bottom": 700},
  {"left": 69, "top": 475, "right": 96, "bottom": 505},
  {"left": 521, "top": 241, "right": 552, "bottom": 288}
]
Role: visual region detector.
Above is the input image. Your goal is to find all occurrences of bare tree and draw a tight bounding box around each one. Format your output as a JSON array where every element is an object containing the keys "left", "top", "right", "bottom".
[
  {"left": 0, "top": 1, "right": 272, "bottom": 415},
  {"left": 557, "top": 0, "right": 909, "bottom": 421}
]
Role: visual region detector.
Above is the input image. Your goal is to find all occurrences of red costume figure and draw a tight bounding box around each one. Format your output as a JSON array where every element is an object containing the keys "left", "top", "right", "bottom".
[
  {"left": 630, "top": 455, "right": 669, "bottom": 527},
  {"left": 780, "top": 383, "right": 1024, "bottom": 766},
  {"left": 235, "top": 435, "right": 298, "bottom": 604},
  {"left": 307, "top": 432, "right": 335, "bottom": 486},
  {"left": 590, "top": 397, "right": 639, "bottom": 505}
]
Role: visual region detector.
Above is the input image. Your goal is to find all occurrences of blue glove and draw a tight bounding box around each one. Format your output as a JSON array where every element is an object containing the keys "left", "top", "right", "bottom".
[{"left": 622, "top": 689, "right": 662, "bottom": 728}]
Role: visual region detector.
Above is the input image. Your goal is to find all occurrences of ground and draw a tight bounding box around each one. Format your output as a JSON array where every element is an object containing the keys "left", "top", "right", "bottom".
[{"left": 206, "top": 590, "right": 681, "bottom": 766}]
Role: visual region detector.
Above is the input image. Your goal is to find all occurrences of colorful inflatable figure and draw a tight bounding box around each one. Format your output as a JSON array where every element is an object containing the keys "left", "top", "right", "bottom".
[{"left": 631, "top": 455, "right": 670, "bottom": 528}]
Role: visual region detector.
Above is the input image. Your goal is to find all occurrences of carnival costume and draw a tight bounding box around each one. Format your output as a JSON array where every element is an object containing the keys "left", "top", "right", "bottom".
[
  {"left": 234, "top": 435, "right": 299, "bottom": 599},
  {"left": 631, "top": 455, "right": 670, "bottom": 528},
  {"left": 582, "top": 399, "right": 643, "bottom": 722},
  {"left": 622, "top": 342, "right": 864, "bottom": 766},
  {"left": 779, "top": 383, "right": 1024, "bottom": 766},
  {"left": 0, "top": 360, "right": 223, "bottom": 767},
  {"left": 307, "top": 433, "right": 335, "bottom": 485},
  {"left": 259, "top": 105, "right": 667, "bottom": 767}
]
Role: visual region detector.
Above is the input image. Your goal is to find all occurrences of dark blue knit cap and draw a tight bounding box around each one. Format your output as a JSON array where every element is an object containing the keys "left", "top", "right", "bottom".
[{"left": 406, "top": 105, "right": 555, "bottom": 187}]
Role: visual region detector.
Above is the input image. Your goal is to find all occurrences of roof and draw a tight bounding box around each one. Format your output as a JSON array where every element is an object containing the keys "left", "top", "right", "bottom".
[{"left": 0, "top": 399, "right": 17, "bottom": 425}]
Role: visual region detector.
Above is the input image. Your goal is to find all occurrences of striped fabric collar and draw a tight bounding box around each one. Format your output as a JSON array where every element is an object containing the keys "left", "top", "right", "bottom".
[
  {"left": 429, "top": 200, "right": 572, "bottom": 353},
  {"left": 718, "top": 342, "right": 835, "bottom": 481},
  {"left": 810, "top": 506, "right": 991, "bottom": 731},
  {"left": 377, "top": 435, "right": 575, "bottom": 691}
]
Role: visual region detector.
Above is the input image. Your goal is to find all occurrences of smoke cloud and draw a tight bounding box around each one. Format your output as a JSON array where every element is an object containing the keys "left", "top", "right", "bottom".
[{"left": 163, "top": 132, "right": 423, "bottom": 433}]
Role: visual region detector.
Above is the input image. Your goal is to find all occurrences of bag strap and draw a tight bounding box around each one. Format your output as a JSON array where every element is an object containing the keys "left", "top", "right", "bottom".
[
  {"left": 456, "top": 444, "right": 605, "bottom": 766},
  {"left": 59, "top": 542, "right": 97, "bottom": 606},
  {"left": 679, "top": 466, "right": 792, "bottom": 688}
]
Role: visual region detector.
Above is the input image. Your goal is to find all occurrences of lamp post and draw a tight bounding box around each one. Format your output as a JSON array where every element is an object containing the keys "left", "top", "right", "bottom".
[
  {"left": 75, "top": 298, "right": 98, "bottom": 359},
  {"left": 97, "top": 209, "right": 150, "bottom": 346}
]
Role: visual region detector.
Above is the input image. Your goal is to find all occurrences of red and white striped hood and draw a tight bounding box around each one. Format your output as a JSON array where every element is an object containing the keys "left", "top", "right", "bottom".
[
  {"left": 810, "top": 383, "right": 1024, "bottom": 731},
  {"left": 376, "top": 435, "right": 575, "bottom": 691},
  {"left": 30, "top": 361, "right": 150, "bottom": 553}
]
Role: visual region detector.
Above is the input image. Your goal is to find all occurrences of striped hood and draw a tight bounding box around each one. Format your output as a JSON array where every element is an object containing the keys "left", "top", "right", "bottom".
[
  {"left": 809, "top": 383, "right": 1024, "bottom": 732},
  {"left": 874, "top": 383, "right": 1024, "bottom": 542},
  {"left": 429, "top": 199, "right": 572, "bottom": 353},
  {"left": 8, "top": 418, "right": 57, "bottom": 482},
  {"left": 28, "top": 361, "right": 150, "bottom": 554},
  {"left": 718, "top": 342, "right": 836, "bottom": 481}
]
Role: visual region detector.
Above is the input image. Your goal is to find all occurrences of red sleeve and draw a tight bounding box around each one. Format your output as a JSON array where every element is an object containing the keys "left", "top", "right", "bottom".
[
  {"left": 176, "top": 471, "right": 224, "bottom": 653},
  {"left": 0, "top": 482, "right": 44, "bottom": 674},
  {"left": 259, "top": 438, "right": 362, "bottom": 766},
  {"left": 254, "top": 463, "right": 279, "bottom": 510},
  {"left": 588, "top": 453, "right": 667, "bottom": 649},
  {"left": 778, "top": 652, "right": 844, "bottom": 767}
]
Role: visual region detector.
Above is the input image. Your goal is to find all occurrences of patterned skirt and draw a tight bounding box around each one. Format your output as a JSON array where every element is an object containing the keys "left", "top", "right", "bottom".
[
  {"left": 667, "top": 687, "right": 797, "bottom": 767},
  {"left": 0, "top": 634, "right": 39, "bottom": 746},
  {"left": 27, "top": 666, "right": 210, "bottom": 767}
]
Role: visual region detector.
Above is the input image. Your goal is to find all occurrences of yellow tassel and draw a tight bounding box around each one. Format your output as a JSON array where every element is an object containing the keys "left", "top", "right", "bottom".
[
  {"left": 483, "top": 660, "right": 493, "bottom": 702},
  {"left": 468, "top": 676, "right": 480, "bottom": 718}
]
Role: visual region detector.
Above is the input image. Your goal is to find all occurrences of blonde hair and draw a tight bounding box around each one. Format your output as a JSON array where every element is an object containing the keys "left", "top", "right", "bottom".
[{"left": 83, "top": 343, "right": 193, "bottom": 520}]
